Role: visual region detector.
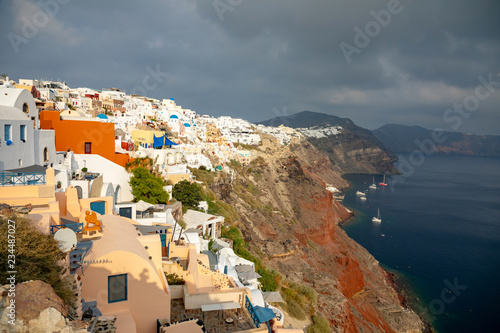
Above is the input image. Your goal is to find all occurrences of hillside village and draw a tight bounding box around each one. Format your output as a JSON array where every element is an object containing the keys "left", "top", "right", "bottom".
[{"left": 0, "top": 76, "right": 328, "bottom": 333}]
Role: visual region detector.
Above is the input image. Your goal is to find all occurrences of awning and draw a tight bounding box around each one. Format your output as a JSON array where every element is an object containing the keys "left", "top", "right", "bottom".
[
  {"left": 238, "top": 271, "right": 262, "bottom": 281},
  {"left": 164, "top": 135, "right": 178, "bottom": 146},
  {"left": 136, "top": 200, "right": 154, "bottom": 211},
  {"left": 254, "top": 305, "right": 275, "bottom": 323},
  {"left": 262, "top": 292, "right": 284, "bottom": 303},
  {"left": 153, "top": 134, "right": 164, "bottom": 148},
  {"left": 235, "top": 264, "right": 254, "bottom": 273}
]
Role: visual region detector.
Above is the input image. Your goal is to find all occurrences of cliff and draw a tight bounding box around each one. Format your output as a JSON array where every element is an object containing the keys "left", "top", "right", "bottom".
[
  {"left": 373, "top": 124, "right": 500, "bottom": 157},
  {"left": 212, "top": 135, "right": 424, "bottom": 332},
  {"left": 258, "top": 111, "right": 399, "bottom": 174}
]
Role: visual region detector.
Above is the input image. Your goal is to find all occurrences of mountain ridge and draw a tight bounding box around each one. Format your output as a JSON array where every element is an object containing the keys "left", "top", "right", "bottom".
[
  {"left": 258, "top": 111, "right": 399, "bottom": 174},
  {"left": 372, "top": 123, "right": 500, "bottom": 157}
]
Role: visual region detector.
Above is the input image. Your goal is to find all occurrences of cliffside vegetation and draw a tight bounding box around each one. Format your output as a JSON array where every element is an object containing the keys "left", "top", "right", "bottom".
[
  {"left": 191, "top": 134, "right": 424, "bottom": 332},
  {"left": 0, "top": 215, "right": 75, "bottom": 307}
]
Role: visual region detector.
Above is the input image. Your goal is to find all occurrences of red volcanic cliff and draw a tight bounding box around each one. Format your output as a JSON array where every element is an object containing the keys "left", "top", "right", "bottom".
[{"left": 224, "top": 135, "right": 424, "bottom": 332}]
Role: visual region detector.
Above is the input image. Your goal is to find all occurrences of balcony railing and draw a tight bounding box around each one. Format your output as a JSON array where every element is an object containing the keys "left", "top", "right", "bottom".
[
  {"left": 50, "top": 223, "right": 84, "bottom": 235},
  {"left": 0, "top": 172, "right": 46, "bottom": 186}
]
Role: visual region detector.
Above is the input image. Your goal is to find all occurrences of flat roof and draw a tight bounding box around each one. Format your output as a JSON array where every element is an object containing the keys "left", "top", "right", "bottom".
[{"left": 5, "top": 165, "right": 47, "bottom": 173}]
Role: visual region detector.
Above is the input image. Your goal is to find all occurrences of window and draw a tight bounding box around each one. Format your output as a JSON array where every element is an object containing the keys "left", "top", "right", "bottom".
[
  {"left": 108, "top": 274, "right": 127, "bottom": 303},
  {"left": 20, "top": 125, "right": 26, "bottom": 141},
  {"left": 43, "top": 147, "right": 49, "bottom": 162},
  {"left": 85, "top": 142, "right": 91, "bottom": 154},
  {"left": 4, "top": 124, "right": 11, "bottom": 142},
  {"left": 22, "top": 103, "right": 29, "bottom": 114}
]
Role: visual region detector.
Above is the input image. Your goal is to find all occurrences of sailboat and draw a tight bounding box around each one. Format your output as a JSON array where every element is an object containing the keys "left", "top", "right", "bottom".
[
  {"left": 379, "top": 174, "right": 388, "bottom": 186},
  {"left": 372, "top": 208, "right": 382, "bottom": 223},
  {"left": 369, "top": 176, "right": 377, "bottom": 189}
]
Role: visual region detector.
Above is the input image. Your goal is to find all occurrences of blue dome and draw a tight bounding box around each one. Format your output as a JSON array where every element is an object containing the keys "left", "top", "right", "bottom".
[
  {"left": 169, "top": 114, "right": 178, "bottom": 119},
  {"left": 97, "top": 114, "right": 108, "bottom": 119},
  {"left": 184, "top": 123, "right": 191, "bottom": 127}
]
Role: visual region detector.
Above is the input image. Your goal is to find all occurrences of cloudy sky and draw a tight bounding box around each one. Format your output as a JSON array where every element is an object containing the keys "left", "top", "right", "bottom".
[{"left": 1, "top": 0, "right": 499, "bottom": 134}]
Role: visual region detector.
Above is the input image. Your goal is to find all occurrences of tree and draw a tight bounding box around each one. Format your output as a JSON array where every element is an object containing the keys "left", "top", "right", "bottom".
[
  {"left": 0, "top": 215, "right": 74, "bottom": 306},
  {"left": 129, "top": 167, "right": 169, "bottom": 204},
  {"left": 172, "top": 180, "right": 202, "bottom": 211}
]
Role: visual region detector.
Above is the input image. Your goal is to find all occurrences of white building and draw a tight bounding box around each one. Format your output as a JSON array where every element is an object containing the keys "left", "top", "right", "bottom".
[{"left": 0, "top": 87, "right": 56, "bottom": 170}]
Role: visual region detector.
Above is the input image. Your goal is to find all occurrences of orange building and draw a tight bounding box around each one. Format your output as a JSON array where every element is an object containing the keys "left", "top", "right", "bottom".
[{"left": 40, "top": 110, "right": 131, "bottom": 167}]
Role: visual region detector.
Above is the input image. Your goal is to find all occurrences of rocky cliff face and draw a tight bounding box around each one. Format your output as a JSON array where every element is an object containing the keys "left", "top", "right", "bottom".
[
  {"left": 259, "top": 111, "right": 399, "bottom": 174},
  {"left": 221, "top": 135, "right": 423, "bottom": 332}
]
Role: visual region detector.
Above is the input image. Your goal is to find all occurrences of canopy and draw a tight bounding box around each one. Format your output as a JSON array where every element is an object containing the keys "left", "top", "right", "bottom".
[
  {"left": 164, "top": 135, "right": 178, "bottom": 146},
  {"left": 235, "top": 264, "right": 254, "bottom": 273},
  {"left": 153, "top": 134, "right": 164, "bottom": 148},
  {"left": 153, "top": 134, "right": 178, "bottom": 148},
  {"left": 254, "top": 306, "right": 275, "bottom": 323},
  {"left": 136, "top": 200, "right": 154, "bottom": 211},
  {"left": 238, "top": 271, "right": 262, "bottom": 282},
  {"left": 262, "top": 292, "right": 284, "bottom": 303}
]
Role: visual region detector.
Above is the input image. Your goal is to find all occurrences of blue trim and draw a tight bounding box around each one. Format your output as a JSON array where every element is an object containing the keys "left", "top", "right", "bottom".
[
  {"left": 108, "top": 274, "right": 127, "bottom": 303},
  {"left": 50, "top": 223, "right": 83, "bottom": 235},
  {"left": 245, "top": 295, "right": 260, "bottom": 327},
  {"left": 0, "top": 171, "right": 46, "bottom": 186}
]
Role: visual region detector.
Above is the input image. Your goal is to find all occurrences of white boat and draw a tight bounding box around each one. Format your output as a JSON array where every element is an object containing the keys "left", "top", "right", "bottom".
[
  {"left": 369, "top": 177, "right": 377, "bottom": 189},
  {"left": 360, "top": 196, "right": 367, "bottom": 201},
  {"left": 372, "top": 208, "right": 382, "bottom": 223},
  {"left": 356, "top": 191, "right": 365, "bottom": 196}
]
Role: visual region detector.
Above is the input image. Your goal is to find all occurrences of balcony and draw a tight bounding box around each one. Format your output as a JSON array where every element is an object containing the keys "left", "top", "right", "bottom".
[
  {"left": 0, "top": 171, "right": 46, "bottom": 186},
  {"left": 50, "top": 222, "right": 84, "bottom": 235}
]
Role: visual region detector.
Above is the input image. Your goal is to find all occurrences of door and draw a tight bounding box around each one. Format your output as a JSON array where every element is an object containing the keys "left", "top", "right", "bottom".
[
  {"left": 90, "top": 201, "right": 106, "bottom": 215},
  {"left": 85, "top": 142, "right": 92, "bottom": 154},
  {"left": 119, "top": 207, "right": 132, "bottom": 219}
]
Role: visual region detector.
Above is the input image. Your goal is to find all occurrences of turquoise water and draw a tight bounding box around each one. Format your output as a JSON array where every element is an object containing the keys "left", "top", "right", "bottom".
[{"left": 342, "top": 155, "right": 500, "bottom": 333}]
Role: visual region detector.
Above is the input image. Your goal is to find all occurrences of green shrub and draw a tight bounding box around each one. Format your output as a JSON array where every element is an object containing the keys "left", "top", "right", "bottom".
[
  {"left": 172, "top": 180, "right": 202, "bottom": 212},
  {"left": 258, "top": 268, "right": 280, "bottom": 292},
  {"left": 191, "top": 167, "right": 215, "bottom": 185},
  {"left": 280, "top": 279, "right": 318, "bottom": 319},
  {"left": 129, "top": 166, "right": 169, "bottom": 204},
  {"left": 307, "top": 315, "right": 330, "bottom": 333},
  {"left": 165, "top": 272, "right": 185, "bottom": 285},
  {"left": 284, "top": 299, "right": 307, "bottom": 320}
]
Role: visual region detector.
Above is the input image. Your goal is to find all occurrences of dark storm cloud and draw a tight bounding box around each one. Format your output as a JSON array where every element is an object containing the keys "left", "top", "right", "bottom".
[{"left": 1, "top": 0, "right": 499, "bottom": 134}]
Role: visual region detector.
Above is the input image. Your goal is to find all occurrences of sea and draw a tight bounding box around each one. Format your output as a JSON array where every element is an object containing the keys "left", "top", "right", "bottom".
[{"left": 341, "top": 154, "right": 500, "bottom": 333}]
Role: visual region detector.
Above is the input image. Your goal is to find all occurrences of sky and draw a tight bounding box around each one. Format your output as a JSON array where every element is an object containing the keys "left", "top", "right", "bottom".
[{"left": 1, "top": 0, "right": 499, "bottom": 134}]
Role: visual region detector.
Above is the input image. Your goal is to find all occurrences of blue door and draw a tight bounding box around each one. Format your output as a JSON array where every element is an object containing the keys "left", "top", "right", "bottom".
[{"left": 90, "top": 201, "right": 106, "bottom": 215}]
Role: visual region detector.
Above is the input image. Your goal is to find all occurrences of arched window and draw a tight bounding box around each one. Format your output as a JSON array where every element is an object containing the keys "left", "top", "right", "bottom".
[
  {"left": 22, "top": 103, "right": 29, "bottom": 114},
  {"left": 43, "top": 147, "right": 49, "bottom": 162}
]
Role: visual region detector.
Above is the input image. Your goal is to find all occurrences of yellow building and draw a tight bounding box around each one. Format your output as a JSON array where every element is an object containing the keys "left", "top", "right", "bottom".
[
  {"left": 79, "top": 214, "right": 171, "bottom": 333},
  {"left": 131, "top": 129, "right": 165, "bottom": 146}
]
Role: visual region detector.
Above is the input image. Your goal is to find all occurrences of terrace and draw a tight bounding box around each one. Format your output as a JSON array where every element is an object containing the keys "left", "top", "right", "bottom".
[{"left": 169, "top": 299, "right": 258, "bottom": 333}]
